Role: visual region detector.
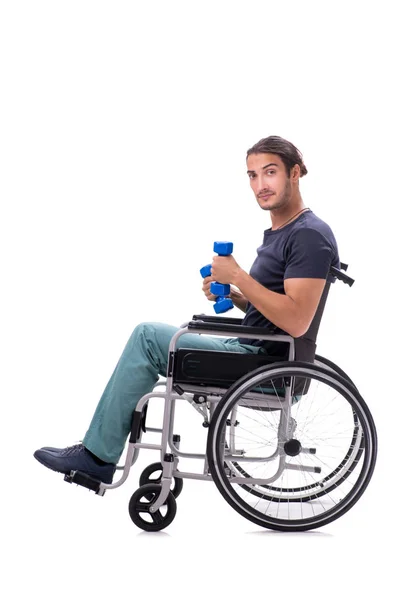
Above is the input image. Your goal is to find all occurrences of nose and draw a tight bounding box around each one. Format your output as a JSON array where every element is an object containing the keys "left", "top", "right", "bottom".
[{"left": 254, "top": 173, "right": 269, "bottom": 194}]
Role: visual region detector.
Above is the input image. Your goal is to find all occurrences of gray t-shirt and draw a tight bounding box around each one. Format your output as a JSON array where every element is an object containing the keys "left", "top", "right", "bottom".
[{"left": 238, "top": 209, "right": 340, "bottom": 348}]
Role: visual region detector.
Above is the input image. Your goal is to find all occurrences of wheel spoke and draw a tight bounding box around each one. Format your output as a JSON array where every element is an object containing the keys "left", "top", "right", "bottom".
[
  {"left": 151, "top": 510, "right": 164, "bottom": 525},
  {"left": 135, "top": 501, "right": 152, "bottom": 513}
]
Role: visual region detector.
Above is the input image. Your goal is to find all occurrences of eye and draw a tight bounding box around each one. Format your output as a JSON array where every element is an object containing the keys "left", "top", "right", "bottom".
[{"left": 267, "top": 170, "right": 276, "bottom": 175}]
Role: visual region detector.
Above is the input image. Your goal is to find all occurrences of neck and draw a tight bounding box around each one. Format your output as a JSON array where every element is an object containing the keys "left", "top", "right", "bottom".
[{"left": 270, "top": 201, "right": 307, "bottom": 231}]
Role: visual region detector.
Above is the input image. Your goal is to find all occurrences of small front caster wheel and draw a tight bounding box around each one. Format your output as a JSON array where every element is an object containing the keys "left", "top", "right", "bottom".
[
  {"left": 128, "top": 484, "right": 177, "bottom": 532},
  {"left": 139, "top": 462, "right": 184, "bottom": 499}
]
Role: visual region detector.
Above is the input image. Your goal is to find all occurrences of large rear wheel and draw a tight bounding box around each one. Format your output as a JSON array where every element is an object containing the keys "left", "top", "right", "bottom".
[{"left": 207, "top": 361, "right": 377, "bottom": 532}]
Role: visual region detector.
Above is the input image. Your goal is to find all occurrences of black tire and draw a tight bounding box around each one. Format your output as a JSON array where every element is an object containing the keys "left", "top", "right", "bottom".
[
  {"left": 228, "top": 355, "right": 364, "bottom": 502},
  {"left": 139, "top": 462, "right": 183, "bottom": 499},
  {"left": 207, "top": 361, "right": 377, "bottom": 532},
  {"left": 314, "top": 354, "right": 357, "bottom": 389},
  {"left": 128, "top": 484, "right": 177, "bottom": 532}
]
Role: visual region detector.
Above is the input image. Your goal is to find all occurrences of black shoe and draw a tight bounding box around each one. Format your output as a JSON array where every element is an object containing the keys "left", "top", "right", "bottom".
[{"left": 34, "top": 444, "right": 116, "bottom": 484}]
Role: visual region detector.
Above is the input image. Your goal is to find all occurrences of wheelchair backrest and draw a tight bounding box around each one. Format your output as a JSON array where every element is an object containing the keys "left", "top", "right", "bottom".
[
  {"left": 294, "top": 278, "right": 331, "bottom": 363},
  {"left": 288, "top": 277, "right": 332, "bottom": 395}
]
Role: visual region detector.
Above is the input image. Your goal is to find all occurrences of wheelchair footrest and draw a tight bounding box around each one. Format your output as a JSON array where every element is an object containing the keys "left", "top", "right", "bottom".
[{"left": 64, "top": 470, "right": 103, "bottom": 494}]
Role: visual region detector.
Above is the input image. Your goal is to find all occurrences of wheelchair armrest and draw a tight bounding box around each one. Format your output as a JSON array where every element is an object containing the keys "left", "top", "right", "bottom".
[
  {"left": 192, "top": 313, "right": 243, "bottom": 325},
  {"left": 187, "top": 318, "right": 291, "bottom": 341}
]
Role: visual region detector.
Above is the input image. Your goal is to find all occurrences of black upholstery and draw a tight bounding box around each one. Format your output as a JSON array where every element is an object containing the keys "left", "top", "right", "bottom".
[
  {"left": 173, "top": 348, "right": 287, "bottom": 389},
  {"left": 292, "top": 279, "right": 331, "bottom": 363}
]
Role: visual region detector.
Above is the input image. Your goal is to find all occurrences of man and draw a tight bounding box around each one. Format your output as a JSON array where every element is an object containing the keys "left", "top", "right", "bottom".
[{"left": 34, "top": 135, "right": 340, "bottom": 485}]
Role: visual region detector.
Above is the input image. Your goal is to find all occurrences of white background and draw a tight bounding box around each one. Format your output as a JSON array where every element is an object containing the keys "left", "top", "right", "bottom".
[{"left": 1, "top": 1, "right": 398, "bottom": 598}]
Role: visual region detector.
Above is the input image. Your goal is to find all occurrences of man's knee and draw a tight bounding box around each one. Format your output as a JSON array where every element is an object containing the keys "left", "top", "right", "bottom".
[
  {"left": 131, "top": 322, "right": 175, "bottom": 353},
  {"left": 133, "top": 322, "right": 151, "bottom": 336},
  {"left": 131, "top": 322, "right": 175, "bottom": 372},
  {"left": 133, "top": 322, "right": 163, "bottom": 340},
  {"left": 128, "top": 322, "right": 156, "bottom": 350}
]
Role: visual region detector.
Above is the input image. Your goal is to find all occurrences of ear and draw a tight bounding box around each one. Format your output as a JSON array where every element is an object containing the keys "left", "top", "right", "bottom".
[{"left": 291, "top": 164, "right": 301, "bottom": 183}]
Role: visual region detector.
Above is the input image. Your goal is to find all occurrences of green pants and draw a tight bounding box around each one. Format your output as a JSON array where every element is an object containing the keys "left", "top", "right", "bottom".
[{"left": 83, "top": 322, "right": 263, "bottom": 464}]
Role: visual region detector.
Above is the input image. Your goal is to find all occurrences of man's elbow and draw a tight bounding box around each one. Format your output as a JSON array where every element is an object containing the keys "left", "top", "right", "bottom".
[{"left": 289, "top": 317, "right": 311, "bottom": 339}]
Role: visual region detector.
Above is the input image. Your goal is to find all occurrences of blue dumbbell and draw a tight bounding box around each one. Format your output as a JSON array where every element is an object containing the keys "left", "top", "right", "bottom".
[{"left": 200, "top": 241, "right": 234, "bottom": 314}]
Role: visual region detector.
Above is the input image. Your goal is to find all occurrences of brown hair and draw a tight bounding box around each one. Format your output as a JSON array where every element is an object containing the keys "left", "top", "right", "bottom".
[{"left": 247, "top": 135, "right": 308, "bottom": 178}]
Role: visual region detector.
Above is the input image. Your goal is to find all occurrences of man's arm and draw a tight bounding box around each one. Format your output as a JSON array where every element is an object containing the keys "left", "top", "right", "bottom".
[
  {"left": 233, "top": 270, "right": 326, "bottom": 338},
  {"left": 229, "top": 287, "right": 248, "bottom": 313}
]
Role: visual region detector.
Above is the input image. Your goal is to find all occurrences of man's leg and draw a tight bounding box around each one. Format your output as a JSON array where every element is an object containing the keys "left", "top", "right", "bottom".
[
  {"left": 82, "top": 321, "right": 260, "bottom": 464},
  {"left": 34, "top": 321, "right": 260, "bottom": 481}
]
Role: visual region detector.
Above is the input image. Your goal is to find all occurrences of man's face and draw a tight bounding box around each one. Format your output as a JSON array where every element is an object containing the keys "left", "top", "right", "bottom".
[{"left": 246, "top": 153, "right": 294, "bottom": 211}]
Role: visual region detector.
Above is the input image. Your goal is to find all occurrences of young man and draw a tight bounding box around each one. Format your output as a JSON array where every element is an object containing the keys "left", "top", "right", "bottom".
[{"left": 34, "top": 135, "right": 340, "bottom": 484}]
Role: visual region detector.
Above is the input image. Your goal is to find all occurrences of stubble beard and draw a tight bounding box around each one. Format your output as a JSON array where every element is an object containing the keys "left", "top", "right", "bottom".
[{"left": 260, "top": 178, "right": 292, "bottom": 212}]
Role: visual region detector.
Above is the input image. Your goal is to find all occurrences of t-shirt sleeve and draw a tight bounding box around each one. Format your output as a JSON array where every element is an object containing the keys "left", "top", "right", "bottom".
[{"left": 284, "top": 228, "right": 333, "bottom": 280}]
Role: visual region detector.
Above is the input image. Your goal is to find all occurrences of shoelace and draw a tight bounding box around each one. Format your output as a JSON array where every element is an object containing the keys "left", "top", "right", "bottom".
[{"left": 62, "top": 443, "right": 85, "bottom": 456}]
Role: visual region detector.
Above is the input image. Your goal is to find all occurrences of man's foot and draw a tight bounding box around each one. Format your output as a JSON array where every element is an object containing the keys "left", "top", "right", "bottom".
[{"left": 34, "top": 444, "right": 116, "bottom": 484}]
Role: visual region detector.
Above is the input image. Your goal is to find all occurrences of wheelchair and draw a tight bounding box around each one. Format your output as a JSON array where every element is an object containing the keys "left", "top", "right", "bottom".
[{"left": 66, "top": 263, "right": 377, "bottom": 532}]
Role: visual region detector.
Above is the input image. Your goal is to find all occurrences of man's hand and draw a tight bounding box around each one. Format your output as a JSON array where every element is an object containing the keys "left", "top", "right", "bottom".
[
  {"left": 202, "top": 273, "right": 249, "bottom": 312},
  {"left": 202, "top": 275, "right": 217, "bottom": 302},
  {"left": 211, "top": 254, "right": 242, "bottom": 285}
]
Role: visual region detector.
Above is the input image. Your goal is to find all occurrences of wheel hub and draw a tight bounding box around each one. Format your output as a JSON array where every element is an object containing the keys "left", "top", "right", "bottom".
[{"left": 284, "top": 438, "right": 302, "bottom": 457}]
